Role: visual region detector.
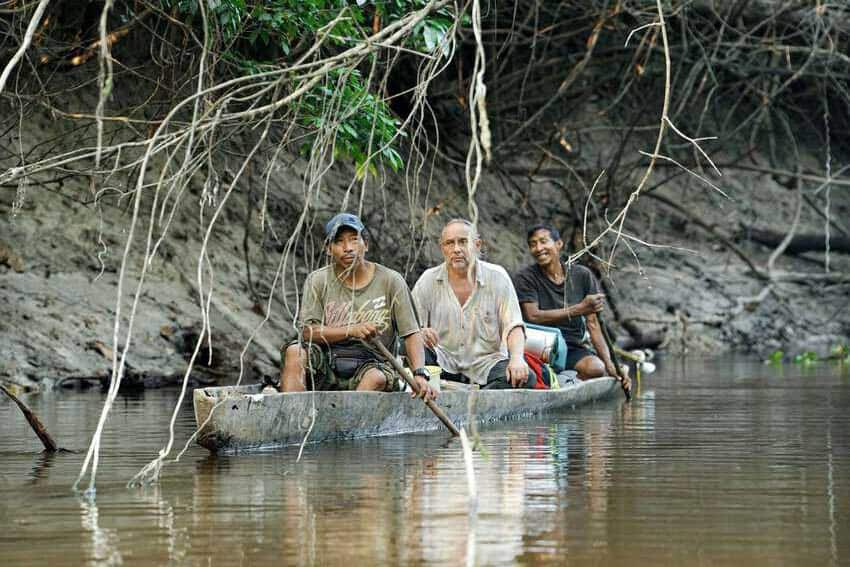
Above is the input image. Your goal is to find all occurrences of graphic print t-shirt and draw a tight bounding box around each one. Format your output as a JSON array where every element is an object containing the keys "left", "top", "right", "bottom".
[{"left": 297, "top": 263, "right": 420, "bottom": 354}]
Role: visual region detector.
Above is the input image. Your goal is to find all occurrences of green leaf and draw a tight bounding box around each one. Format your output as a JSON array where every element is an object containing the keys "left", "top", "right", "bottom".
[
  {"left": 793, "top": 351, "right": 819, "bottom": 365},
  {"left": 764, "top": 350, "right": 784, "bottom": 365},
  {"left": 163, "top": 0, "right": 445, "bottom": 175},
  {"left": 423, "top": 25, "right": 437, "bottom": 52},
  {"left": 829, "top": 344, "right": 848, "bottom": 359}
]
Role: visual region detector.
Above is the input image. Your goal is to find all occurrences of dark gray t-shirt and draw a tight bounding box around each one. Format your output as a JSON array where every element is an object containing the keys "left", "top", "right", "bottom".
[{"left": 512, "top": 263, "right": 600, "bottom": 346}]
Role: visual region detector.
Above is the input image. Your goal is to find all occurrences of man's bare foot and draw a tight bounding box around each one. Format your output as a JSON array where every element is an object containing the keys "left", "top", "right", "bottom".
[
  {"left": 261, "top": 376, "right": 280, "bottom": 394},
  {"left": 619, "top": 364, "right": 632, "bottom": 392}
]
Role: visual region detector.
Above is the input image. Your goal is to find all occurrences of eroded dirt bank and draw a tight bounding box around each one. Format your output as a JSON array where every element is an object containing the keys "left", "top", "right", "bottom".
[{"left": 2, "top": 86, "right": 849, "bottom": 393}]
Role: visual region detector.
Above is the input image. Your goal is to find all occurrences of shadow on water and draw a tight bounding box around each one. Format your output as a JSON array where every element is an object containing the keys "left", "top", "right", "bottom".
[
  {"left": 28, "top": 451, "right": 59, "bottom": 484},
  {"left": 195, "top": 453, "right": 233, "bottom": 476},
  {"left": 27, "top": 448, "right": 79, "bottom": 484}
]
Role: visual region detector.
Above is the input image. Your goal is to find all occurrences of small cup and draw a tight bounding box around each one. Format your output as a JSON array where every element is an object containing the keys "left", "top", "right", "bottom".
[{"left": 427, "top": 366, "right": 441, "bottom": 393}]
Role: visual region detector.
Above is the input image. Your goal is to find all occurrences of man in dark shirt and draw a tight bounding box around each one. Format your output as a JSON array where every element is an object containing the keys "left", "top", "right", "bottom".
[{"left": 513, "top": 224, "right": 629, "bottom": 390}]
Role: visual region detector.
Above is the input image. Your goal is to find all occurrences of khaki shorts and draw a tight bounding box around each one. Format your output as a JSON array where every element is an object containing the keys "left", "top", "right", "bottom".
[{"left": 283, "top": 341, "right": 398, "bottom": 392}]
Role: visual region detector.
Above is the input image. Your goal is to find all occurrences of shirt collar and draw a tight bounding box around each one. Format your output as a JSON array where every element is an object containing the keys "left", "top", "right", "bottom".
[
  {"left": 534, "top": 260, "right": 569, "bottom": 281},
  {"left": 435, "top": 261, "right": 485, "bottom": 285}
]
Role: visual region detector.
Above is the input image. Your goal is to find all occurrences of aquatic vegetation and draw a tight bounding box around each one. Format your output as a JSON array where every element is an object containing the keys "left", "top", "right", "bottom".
[
  {"left": 767, "top": 346, "right": 850, "bottom": 367},
  {"left": 765, "top": 350, "right": 784, "bottom": 365},
  {"left": 793, "top": 351, "right": 819, "bottom": 365},
  {"left": 828, "top": 344, "right": 848, "bottom": 360}
]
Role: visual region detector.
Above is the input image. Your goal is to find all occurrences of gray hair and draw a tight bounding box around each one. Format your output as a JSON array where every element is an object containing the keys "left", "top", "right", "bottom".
[
  {"left": 441, "top": 218, "right": 482, "bottom": 264},
  {"left": 442, "top": 218, "right": 480, "bottom": 241}
]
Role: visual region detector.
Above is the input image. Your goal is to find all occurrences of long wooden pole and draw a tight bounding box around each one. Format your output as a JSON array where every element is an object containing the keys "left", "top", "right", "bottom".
[
  {"left": 598, "top": 316, "right": 631, "bottom": 402},
  {"left": 367, "top": 339, "right": 460, "bottom": 436},
  {"left": 1, "top": 385, "right": 59, "bottom": 452}
]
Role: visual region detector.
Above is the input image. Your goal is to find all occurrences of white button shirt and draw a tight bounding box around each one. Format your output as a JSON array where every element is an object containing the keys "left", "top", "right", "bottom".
[{"left": 412, "top": 260, "right": 525, "bottom": 385}]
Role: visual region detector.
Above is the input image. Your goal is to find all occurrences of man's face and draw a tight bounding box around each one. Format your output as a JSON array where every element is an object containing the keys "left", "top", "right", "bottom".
[
  {"left": 328, "top": 227, "right": 367, "bottom": 270},
  {"left": 440, "top": 222, "right": 480, "bottom": 271},
  {"left": 527, "top": 229, "right": 563, "bottom": 267}
]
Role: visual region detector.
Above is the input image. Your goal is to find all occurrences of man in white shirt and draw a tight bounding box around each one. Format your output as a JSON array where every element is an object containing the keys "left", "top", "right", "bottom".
[{"left": 412, "top": 219, "right": 532, "bottom": 388}]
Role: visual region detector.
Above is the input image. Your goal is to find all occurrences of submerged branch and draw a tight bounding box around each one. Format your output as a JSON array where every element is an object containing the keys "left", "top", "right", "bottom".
[{"left": 1, "top": 385, "right": 59, "bottom": 452}]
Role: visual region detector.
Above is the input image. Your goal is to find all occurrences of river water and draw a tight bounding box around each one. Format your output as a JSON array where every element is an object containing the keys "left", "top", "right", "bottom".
[{"left": 1, "top": 357, "right": 848, "bottom": 566}]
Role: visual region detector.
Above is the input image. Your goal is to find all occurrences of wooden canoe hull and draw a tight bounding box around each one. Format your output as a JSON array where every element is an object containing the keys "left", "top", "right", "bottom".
[{"left": 193, "top": 377, "right": 620, "bottom": 453}]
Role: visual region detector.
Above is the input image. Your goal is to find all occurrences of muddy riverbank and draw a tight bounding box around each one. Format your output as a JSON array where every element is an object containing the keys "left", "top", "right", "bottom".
[{"left": 2, "top": 86, "right": 849, "bottom": 393}]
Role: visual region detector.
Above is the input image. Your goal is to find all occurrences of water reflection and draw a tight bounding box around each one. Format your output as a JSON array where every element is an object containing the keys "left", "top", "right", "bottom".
[
  {"left": 80, "top": 497, "right": 123, "bottom": 566},
  {"left": 828, "top": 423, "right": 839, "bottom": 566},
  {"left": 29, "top": 451, "right": 58, "bottom": 484},
  {"left": 170, "top": 399, "right": 627, "bottom": 566},
  {"left": 0, "top": 359, "right": 848, "bottom": 566}
]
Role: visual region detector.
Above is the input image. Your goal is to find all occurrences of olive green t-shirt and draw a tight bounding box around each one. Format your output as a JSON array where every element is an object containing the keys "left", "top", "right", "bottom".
[{"left": 298, "top": 263, "right": 420, "bottom": 353}]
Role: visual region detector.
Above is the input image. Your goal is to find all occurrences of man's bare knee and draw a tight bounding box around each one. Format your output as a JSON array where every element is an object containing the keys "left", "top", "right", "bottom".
[
  {"left": 575, "top": 355, "right": 606, "bottom": 380},
  {"left": 282, "top": 344, "right": 308, "bottom": 392},
  {"left": 284, "top": 344, "right": 306, "bottom": 366},
  {"left": 356, "top": 368, "right": 387, "bottom": 392}
]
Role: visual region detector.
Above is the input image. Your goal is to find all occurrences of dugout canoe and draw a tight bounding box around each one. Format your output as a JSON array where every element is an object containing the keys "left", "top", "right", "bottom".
[{"left": 193, "top": 377, "right": 620, "bottom": 453}]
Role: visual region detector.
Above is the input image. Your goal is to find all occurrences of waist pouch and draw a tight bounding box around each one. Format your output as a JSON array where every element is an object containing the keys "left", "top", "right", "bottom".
[{"left": 330, "top": 346, "right": 379, "bottom": 379}]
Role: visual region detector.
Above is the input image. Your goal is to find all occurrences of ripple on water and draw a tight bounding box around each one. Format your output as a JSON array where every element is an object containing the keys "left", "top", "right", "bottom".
[{"left": 1, "top": 359, "right": 849, "bottom": 566}]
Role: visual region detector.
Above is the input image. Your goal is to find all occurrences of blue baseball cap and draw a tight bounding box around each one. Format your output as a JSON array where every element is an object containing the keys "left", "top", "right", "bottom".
[{"left": 325, "top": 212, "right": 365, "bottom": 240}]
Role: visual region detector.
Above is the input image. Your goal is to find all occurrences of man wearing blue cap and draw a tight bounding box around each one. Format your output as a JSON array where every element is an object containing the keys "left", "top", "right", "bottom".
[{"left": 279, "top": 213, "right": 436, "bottom": 400}]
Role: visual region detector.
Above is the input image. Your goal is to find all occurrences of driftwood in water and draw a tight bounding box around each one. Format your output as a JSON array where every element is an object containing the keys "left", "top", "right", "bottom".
[
  {"left": 0, "top": 385, "right": 58, "bottom": 452},
  {"left": 746, "top": 228, "right": 850, "bottom": 256},
  {"left": 618, "top": 331, "right": 666, "bottom": 351}
]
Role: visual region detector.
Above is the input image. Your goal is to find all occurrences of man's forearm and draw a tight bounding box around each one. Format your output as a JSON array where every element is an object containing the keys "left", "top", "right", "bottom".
[
  {"left": 302, "top": 324, "right": 358, "bottom": 345},
  {"left": 404, "top": 332, "right": 426, "bottom": 370},
  {"left": 587, "top": 315, "right": 616, "bottom": 373},
  {"left": 506, "top": 325, "right": 526, "bottom": 360},
  {"left": 523, "top": 305, "right": 579, "bottom": 326}
]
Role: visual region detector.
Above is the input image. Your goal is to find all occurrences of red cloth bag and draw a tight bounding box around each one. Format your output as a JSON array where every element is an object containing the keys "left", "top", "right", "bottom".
[{"left": 523, "top": 352, "right": 550, "bottom": 389}]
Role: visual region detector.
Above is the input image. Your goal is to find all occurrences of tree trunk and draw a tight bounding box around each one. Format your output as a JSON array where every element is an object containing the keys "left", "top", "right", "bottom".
[{"left": 746, "top": 228, "right": 850, "bottom": 255}]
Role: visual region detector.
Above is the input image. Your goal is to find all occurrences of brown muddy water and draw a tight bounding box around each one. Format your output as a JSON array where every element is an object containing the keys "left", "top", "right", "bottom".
[{"left": 1, "top": 358, "right": 848, "bottom": 566}]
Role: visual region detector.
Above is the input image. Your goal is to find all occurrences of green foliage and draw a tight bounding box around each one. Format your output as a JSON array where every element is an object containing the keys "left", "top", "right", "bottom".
[
  {"left": 764, "top": 347, "right": 850, "bottom": 367},
  {"left": 764, "top": 350, "right": 784, "bottom": 365},
  {"left": 298, "top": 68, "right": 404, "bottom": 175},
  {"left": 828, "top": 345, "right": 850, "bottom": 366},
  {"left": 829, "top": 344, "right": 848, "bottom": 359},
  {"left": 162, "top": 0, "right": 457, "bottom": 174},
  {"left": 793, "top": 351, "right": 819, "bottom": 365}
]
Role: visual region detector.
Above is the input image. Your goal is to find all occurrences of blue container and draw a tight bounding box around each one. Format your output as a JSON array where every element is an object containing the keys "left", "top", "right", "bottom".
[{"left": 525, "top": 323, "right": 568, "bottom": 372}]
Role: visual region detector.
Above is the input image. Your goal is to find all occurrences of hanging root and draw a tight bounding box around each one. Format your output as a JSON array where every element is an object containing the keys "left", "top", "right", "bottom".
[
  {"left": 128, "top": 449, "right": 167, "bottom": 488},
  {"left": 0, "top": 0, "right": 50, "bottom": 95}
]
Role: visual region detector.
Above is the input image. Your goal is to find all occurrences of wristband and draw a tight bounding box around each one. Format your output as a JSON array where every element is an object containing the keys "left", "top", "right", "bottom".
[{"left": 412, "top": 367, "right": 430, "bottom": 379}]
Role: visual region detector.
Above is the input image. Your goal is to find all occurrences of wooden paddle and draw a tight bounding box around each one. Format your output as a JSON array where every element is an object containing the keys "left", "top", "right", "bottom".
[
  {"left": 367, "top": 339, "right": 460, "bottom": 436},
  {"left": 597, "top": 315, "right": 631, "bottom": 402}
]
